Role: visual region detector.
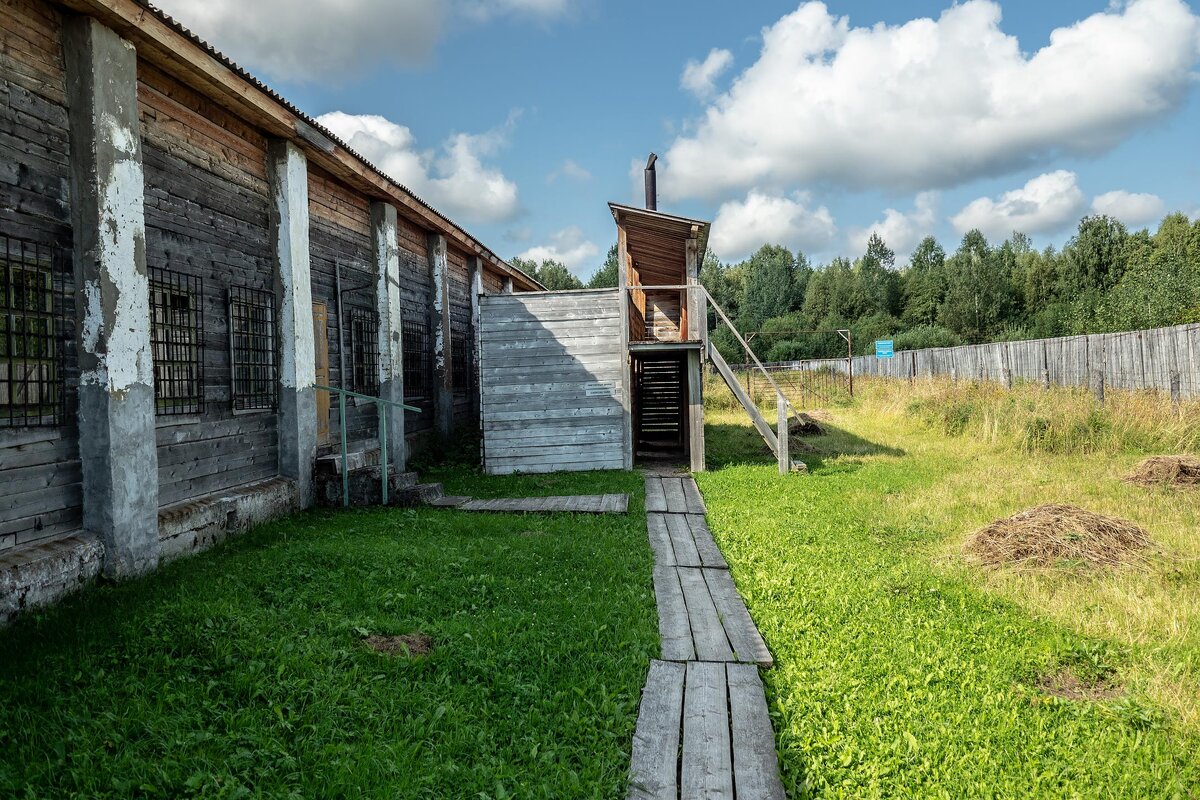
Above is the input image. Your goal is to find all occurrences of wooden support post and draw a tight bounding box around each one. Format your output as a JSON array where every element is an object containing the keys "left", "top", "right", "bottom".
[
  {"left": 617, "top": 224, "right": 634, "bottom": 470},
  {"left": 777, "top": 394, "right": 789, "bottom": 475},
  {"left": 469, "top": 255, "right": 484, "bottom": 462},
  {"left": 428, "top": 233, "right": 453, "bottom": 439},
  {"left": 1170, "top": 371, "right": 1182, "bottom": 412},
  {"left": 1091, "top": 368, "right": 1105, "bottom": 405},
  {"left": 688, "top": 349, "right": 705, "bottom": 473}
]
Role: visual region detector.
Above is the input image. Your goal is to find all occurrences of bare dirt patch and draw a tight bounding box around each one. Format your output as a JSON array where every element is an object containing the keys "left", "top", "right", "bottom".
[
  {"left": 1036, "top": 667, "right": 1123, "bottom": 701},
  {"left": 363, "top": 633, "right": 433, "bottom": 657},
  {"left": 1124, "top": 455, "right": 1200, "bottom": 489},
  {"left": 963, "top": 504, "right": 1153, "bottom": 568}
]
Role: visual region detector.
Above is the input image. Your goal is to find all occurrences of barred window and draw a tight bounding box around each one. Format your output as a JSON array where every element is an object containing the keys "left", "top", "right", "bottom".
[
  {"left": 402, "top": 317, "right": 431, "bottom": 401},
  {"left": 349, "top": 307, "right": 379, "bottom": 396},
  {"left": 149, "top": 267, "right": 203, "bottom": 415},
  {"left": 1, "top": 237, "right": 62, "bottom": 427},
  {"left": 228, "top": 286, "right": 277, "bottom": 411},
  {"left": 451, "top": 326, "right": 475, "bottom": 393}
]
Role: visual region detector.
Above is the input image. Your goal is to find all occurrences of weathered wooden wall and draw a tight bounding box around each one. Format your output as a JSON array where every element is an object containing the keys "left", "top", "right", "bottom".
[
  {"left": 479, "top": 290, "right": 626, "bottom": 474},
  {"left": 785, "top": 323, "right": 1200, "bottom": 398},
  {"left": 138, "top": 60, "right": 281, "bottom": 507},
  {"left": 307, "top": 164, "right": 377, "bottom": 450},
  {"left": 0, "top": 0, "right": 81, "bottom": 553},
  {"left": 396, "top": 216, "right": 433, "bottom": 438}
]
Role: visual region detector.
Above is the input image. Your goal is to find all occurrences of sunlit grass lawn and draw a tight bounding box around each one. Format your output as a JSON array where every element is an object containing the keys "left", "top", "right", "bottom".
[
  {"left": 698, "top": 382, "right": 1200, "bottom": 798},
  {"left": 0, "top": 468, "right": 655, "bottom": 799}
]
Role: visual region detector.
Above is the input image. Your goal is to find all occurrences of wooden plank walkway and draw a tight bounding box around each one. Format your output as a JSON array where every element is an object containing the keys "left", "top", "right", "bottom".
[
  {"left": 456, "top": 494, "right": 628, "bottom": 514},
  {"left": 629, "top": 474, "right": 784, "bottom": 800}
]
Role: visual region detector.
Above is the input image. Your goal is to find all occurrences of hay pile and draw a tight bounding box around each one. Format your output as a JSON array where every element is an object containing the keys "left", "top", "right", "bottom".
[
  {"left": 1124, "top": 455, "right": 1200, "bottom": 488},
  {"left": 788, "top": 413, "right": 825, "bottom": 437},
  {"left": 963, "top": 504, "right": 1152, "bottom": 568}
]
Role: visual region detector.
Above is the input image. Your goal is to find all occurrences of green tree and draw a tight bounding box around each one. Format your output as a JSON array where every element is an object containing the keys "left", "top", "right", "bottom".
[
  {"left": 586, "top": 245, "right": 619, "bottom": 289},
  {"left": 510, "top": 257, "right": 584, "bottom": 291},
  {"left": 900, "top": 236, "right": 947, "bottom": 327},
  {"left": 739, "top": 244, "right": 796, "bottom": 332},
  {"left": 855, "top": 233, "right": 901, "bottom": 316},
  {"left": 939, "top": 230, "right": 1009, "bottom": 343}
]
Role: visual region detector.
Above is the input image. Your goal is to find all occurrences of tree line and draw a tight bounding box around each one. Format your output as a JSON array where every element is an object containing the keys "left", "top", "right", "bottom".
[{"left": 511, "top": 212, "right": 1200, "bottom": 360}]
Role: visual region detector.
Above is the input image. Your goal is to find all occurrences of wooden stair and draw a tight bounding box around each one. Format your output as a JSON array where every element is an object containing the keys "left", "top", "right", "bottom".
[{"left": 707, "top": 342, "right": 778, "bottom": 455}]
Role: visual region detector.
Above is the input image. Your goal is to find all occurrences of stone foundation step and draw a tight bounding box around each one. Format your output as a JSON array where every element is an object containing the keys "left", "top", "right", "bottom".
[
  {"left": 393, "top": 482, "right": 445, "bottom": 507},
  {"left": 315, "top": 468, "right": 419, "bottom": 508},
  {"left": 314, "top": 444, "right": 381, "bottom": 476}
]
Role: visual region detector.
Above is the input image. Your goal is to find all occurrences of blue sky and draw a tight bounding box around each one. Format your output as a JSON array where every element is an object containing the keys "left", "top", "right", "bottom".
[{"left": 158, "top": 0, "right": 1200, "bottom": 278}]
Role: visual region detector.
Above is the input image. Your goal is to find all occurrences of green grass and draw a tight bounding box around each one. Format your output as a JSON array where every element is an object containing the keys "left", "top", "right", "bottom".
[
  {"left": 698, "top": 384, "right": 1200, "bottom": 798},
  {"left": 0, "top": 469, "right": 655, "bottom": 799}
]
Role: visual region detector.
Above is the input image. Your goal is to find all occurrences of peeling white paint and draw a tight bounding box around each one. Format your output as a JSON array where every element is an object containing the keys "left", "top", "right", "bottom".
[
  {"left": 373, "top": 207, "right": 403, "bottom": 384},
  {"left": 81, "top": 112, "right": 152, "bottom": 393},
  {"left": 431, "top": 238, "right": 447, "bottom": 371},
  {"left": 273, "top": 143, "right": 315, "bottom": 390}
]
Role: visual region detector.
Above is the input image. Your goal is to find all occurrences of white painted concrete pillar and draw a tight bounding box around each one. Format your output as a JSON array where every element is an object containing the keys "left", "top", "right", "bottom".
[
  {"left": 372, "top": 201, "right": 406, "bottom": 470},
  {"left": 469, "top": 256, "right": 484, "bottom": 458},
  {"left": 267, "top": 139, "right": 317, "bottom": 507},
  {"left": 64, "top": 16, "right": 160, "bottom": 579},
  {"left": 428, "top": 233, "right": 454, "bottom": 439}
]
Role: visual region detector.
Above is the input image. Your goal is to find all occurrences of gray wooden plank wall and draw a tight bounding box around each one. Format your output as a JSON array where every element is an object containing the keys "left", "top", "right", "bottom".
[
  {"left": 0, "top": 4, "right": 83, "bottom": 553},
  {"left": 480, "top": 289, "right": 626, "bottom": 475}
]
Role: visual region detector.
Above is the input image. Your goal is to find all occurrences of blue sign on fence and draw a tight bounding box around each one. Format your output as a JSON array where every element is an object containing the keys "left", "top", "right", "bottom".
[{"left": 876, "top": 339, "right": 894, "bottom": 359}]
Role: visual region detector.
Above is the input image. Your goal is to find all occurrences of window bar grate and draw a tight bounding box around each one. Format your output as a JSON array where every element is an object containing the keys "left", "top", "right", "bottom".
[
  {"left": 402, "top": 317, "right": 431, "bottom": 402},
  {"left": 228, "top": 286, "right": 278, "bottom": 411},
  {"left": 1, "top": 235, "right": 64, "bottom": 428},
  {"left": 349, "top": 307, "right": 380, "bottom": 396},
  {"left": 149, "top": 265, "right": 203, "bottom": 416}
]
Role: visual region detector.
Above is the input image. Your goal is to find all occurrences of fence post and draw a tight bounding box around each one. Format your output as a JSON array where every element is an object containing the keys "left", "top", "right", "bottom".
[
  {"left": 777, "top": 393, "right": 789, "bottom": 475},
  {"left": 1170, "top": 371, "right": 1182, "bottom": 412},
  {"left": 1091, "top": 369, "right": 1105, "bottom": 405},
  {"left": 1003, "top": 368, "right": 1013, "bottom": 390}
]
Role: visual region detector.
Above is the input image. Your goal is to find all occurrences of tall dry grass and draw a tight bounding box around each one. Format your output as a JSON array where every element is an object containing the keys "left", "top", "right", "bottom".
[{"left": 862, "top": 377, "right": 1200, "bottom": 456}]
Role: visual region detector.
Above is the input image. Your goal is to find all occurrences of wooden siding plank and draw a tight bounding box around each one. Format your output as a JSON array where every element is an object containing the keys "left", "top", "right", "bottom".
[
  {"left": 681, "top": 661, "right": 734, "bottom": 800},
  {"left": 677, "top": 567, "right": 734, "bottom": 662},
  {"left": 686, "top": 514, "right": 727, "bottom": 569},
  {"left": 645, "top": 478, "right": 667, "bottom": 512},
  {"left": 646, "top": 513, "right": 675, "bottom": 567},
  {"left": 682, "top": 478, "right": 706, "bottom": 514},
  {"left": 727, "top": 664, "right": 786, "bottom": 800},
  {"left": 662, "top": 478, "right": 687, "bottom": 514},
  {"left": 704, "top": 569, "right": 772, "bottom": 668},
  {"left": 628, "top": 660, "right": 685, "bottom": 800},
  {"left": 664, "top": 513, "right": 701, "bottom": 568},
  {"left": 653, "top": 565, "right": 695, "bottom": 662}
]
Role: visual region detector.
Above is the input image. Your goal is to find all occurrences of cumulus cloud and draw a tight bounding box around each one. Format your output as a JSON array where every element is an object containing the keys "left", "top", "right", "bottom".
[
  {"left": 951, "top": 171, "right": 1086, "bottom": 239},
  {"left": 547, "top": 159, "right": 592, "bottom": 183},
  {"left": 316, "top": 111, "right": 521, "bottom": 224},
  {"left": 518, "top": 227, "right": 600, "bottom": 274},
  {"left": 710, "top": 190, "right": 837, "bottom": 261},
  {"left": 1091, "top": 190, "right": 1166, "bottom": 226},
  {"left": 155, "top": 0, "right": 577, "bottom": 82},
  {"left": 847, "top": 192, "right": 938, "bottom": 259},
  {"left": 661, "top": 0, "right": 1200, "bottom": 200},
  {"left": 681, "top": 48, "right": 734, "bottom": 99}
]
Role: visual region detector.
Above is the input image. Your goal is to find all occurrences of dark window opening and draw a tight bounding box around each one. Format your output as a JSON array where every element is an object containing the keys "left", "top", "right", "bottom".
[
  {"left": 349, "top": 307, "right": 379, "bottom": 396},
  {"left": 402, "top": 317, "right": 431, "bottom": 402},
  {"left": 1, "top": 236, "right": 63, "bottom": 427},
  {"left": 451, "top": 327, "right": 475, "bottom": 394},
  {"left": 149, "top": 266, "right": 203, "bottom": 416},
  {"left": 229, "top": 286, "right": 277, "bottom": 411}
]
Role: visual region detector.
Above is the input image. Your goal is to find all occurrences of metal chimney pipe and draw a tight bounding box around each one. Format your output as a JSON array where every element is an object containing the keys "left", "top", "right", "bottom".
[{"left": 644, "top": 153, "right": 657, "bottom": 211}]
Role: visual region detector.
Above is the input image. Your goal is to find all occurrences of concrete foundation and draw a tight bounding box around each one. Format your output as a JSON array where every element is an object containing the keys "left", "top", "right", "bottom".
[
  {"left": 0, "top": 536, "right": 104, "bottom": 624},
  {"left": 157, "top": 477, "right": 299, "bottom": 563},
  {"left": 64, "top": 16, "right": 160, "bottom": 580},
  {"left": 372, "top": 201, "right": 406, "bottom": 469}
]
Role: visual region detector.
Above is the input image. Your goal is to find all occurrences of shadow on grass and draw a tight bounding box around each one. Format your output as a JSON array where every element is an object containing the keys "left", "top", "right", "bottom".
[{"left": 705, "top": 419, "right": 905, "bottom": 473}]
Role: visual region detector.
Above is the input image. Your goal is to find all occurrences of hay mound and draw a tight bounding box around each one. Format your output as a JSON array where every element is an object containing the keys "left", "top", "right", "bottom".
[
  {"left": 963, "top": 504, "right": 1151, "bottom": 568},
  {"left": 788, "top": 413, "right": 825, "bottom": 437},
  {"left": 1124, "top": 455, "right": 1200, "bottom": 488}
]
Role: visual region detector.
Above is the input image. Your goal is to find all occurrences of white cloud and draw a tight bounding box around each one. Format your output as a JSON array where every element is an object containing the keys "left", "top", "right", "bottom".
[
  {"left": 154, "top": 0, "right": 577, "bottom": 82},
  {"left": 681, "top": 48, "right": 734, "bottom": 99},
  {"left": 518, "top": 227, "right": 600, "bottom": 274},
  {"left": 316, "top": 111, "right": 521, "bottom": 224},
  {"left": 154, "top": 0, "right": 444, "bottom": 82},
  {"left": 547, "top": 159, "right": 593, "bottom": 183},
  {"left": 951, "top": 170, "right": 1086, "bottom": 239},
  {"left": 661, "top": 0, "right": 1200, "bottom": 200},
  {"left": 710, "top": 190, "right": 837, "bottom": 261},
  {"left": 1091, "top": 190, "right": 1166, "bottom": 226},
  {"left": 847, "top": 192, "right": 938, "bottom": 259}
]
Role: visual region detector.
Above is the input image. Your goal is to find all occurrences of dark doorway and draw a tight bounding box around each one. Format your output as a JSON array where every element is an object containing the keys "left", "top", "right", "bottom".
[{"left": 633, "top": 352, "right": 687, "bottom": 462}]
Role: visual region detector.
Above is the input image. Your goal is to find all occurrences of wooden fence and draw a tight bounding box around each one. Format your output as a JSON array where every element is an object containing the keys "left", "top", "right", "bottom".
[{"left": 777, "top": 323, "right": 1200, "bottom": 401}]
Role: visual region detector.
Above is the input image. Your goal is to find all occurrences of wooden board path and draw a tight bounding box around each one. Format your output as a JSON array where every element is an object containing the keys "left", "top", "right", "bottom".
[
  {"left": 456, "top": 494, "right": 628, "bottom": 514},
  {"left": 628, "top": 473, "right": 785, "bottom": 799}
]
